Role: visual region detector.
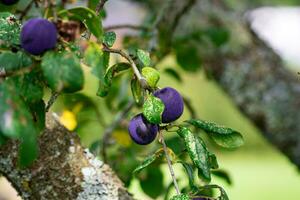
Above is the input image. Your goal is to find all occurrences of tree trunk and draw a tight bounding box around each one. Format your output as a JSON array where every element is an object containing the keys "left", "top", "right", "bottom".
[{"left": 0, "top": 113, "right": 133, "bottom": 200}]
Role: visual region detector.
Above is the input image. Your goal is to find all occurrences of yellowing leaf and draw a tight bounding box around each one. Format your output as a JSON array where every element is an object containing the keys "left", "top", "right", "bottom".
[
  {"left": 60, "top": 110, "right": 77, "bottom": 131},
  {"left": 112, "top": 129, "right": 132, "bottom": 147}
]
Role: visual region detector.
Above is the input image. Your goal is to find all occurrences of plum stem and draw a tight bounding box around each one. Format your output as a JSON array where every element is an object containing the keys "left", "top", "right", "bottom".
[
  {"left": 45, "top": 91, "right": 60, "bottom": 112},
  {"left": 159, "top": 131, "right": 181, "bottom": 195},
  {"left": 103, "top": 46, "right": 148, "bottom": 89}
]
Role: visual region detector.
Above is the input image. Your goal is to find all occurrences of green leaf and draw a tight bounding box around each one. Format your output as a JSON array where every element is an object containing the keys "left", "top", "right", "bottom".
[
  {"left": 175, "top": 43, "right": 201, "bottom": 72},
  {"left": 0, "top": 79, "right": 38, "bottom": 166},
  {"left": 204, "top": 27, "right": 230, "bottom": 47},
  {"left": 133, "top": 148, "right": 164, "bottom": 174},
  {"left": 19, "top": 133, "right": 38, "bottom": 167},
  {"left": 164, "top": 68, "right": 182, "bottom": 82},
  {"left": 18, "top": 70, "right": 44, "bottom": 103},
  {"left": 170, "top": 193, "right": 190, "bottom": 200},
  {"left": 208, "top": 152, "right": 219, "bottom": 169},
  {"left": 177, "top": 161, "right": 197, "bottom": 190},
  {"left": 58, "top": 7, "right": 103, "bottom": 40},
  {"left": 140, "top": 167, "right": 164, "bottom": 198},
  {"left": 186, "top": 119, "right": 244, "bottom": 148},
  {"left": 0, "top": 51, "right": 32, "bottom": 73},
  {"left": 131, "top": 78, "right": 144, "bottom": 106},
  {"left": 137, "top": 49, "right": 151, "bottom": 66},
  {"left": 27, "top": 100, "right": 46, "bottom": 133},
  {"left": 103, "top": 31, "right": 116, "bottom": 47},
  {"left": 84, "top": 42, "right": 110, "bottom": 97},
  {"left": 0, "top": 133, "right": 7, "bottom": 146},
  {"left": 142, "top": 94, "right": 165, "bottom": 124},
  {"left": 212, "top": 170, "right": 232, "bottom": 185},
  {"left": 177, "top": 127, "right": 211, "bottom": 182},
  {"left": 41, "top": 51, "right": 84, "bottom": 93},
  {"left": 201, "top": 185, "right": 229, "bottom": 200},
  {"left": 142, "top": 67, "right": 160, "bottom": 88},
  {"left": 0, "top": 12, "right": 21, "bottom": 45},
  {"left": 100, "top": 62, "right": 131, "bottom": 96}
]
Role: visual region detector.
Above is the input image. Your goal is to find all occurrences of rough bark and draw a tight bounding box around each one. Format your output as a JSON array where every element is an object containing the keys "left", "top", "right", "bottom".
[
  {"left": 159, "top": 0, "right": 300, "bottom": 168},
  {"left": 0, "top": 114, "right": 133, "bottom": 200}
]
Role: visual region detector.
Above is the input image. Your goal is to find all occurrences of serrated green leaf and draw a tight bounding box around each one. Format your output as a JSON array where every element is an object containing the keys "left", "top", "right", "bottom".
[
  {"left": 186, "top": 119, "right": 244, "bottom": 148},
  {"left": 142, "top": 67, "right": 160, "bottom": 88},
  {"left": 170, "top": 193, "right": 190, "bottom": 200},
  {"left": 177, "top": 127, "right": 211, "bottom": 182},
  {"left": 164, "top": 68, "right": 182, "bottom": 83},
  {"left": 143, "top": 94, "right": 165, "bottom": 124},
  {"left": 58, "top": 7, "right": 103, "bottom": 40},
  {"left": 133, "top": 148, "right": 164, "bottom": 174},
  {"left": 103, "top": 31, "right": 116, "bottom": 47},
  {"left": 137, "top": 49, "right": 151, "bottom": 66},
  {"left": 212, "top": 170, "right": 232, "bottom": 185},
  {"left": 0, "top": 12, "right": 21, "bottom": 45},
  {"left": 131, "top": 78, "right": 144, "bottom": 106},
  {"left": 41, "top": 51, "right": 84, "bottom": 93},
  {"left": 0, "top": 51, "right": 32, "bottom": 73}
]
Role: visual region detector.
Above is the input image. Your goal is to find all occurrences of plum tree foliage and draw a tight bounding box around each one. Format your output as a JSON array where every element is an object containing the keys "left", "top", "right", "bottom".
[{"left": 0, "top": 1, "right": 244, "bottom": 199}]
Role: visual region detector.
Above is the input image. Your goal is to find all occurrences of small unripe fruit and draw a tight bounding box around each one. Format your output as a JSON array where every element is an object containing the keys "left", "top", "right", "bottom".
[
  {"left": 0, "top": 0, "right": 19, "bottom": 5},
  {"left": 21, "top": 18, "right": 57, "bottom": 55},
  {"left": 154, "top": 87, "right": 184, "bottom": 123},
  {"left": 128, "top": 114, "right": 158, "bottom": 145}
]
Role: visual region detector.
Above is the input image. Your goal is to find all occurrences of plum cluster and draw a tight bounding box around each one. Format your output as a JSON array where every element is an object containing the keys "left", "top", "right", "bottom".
[
  {"left": 128, "top": 87, "right": 184, "bottom": 145},
  {"left": 21, "top": 18, "right": 57, "bottom": 55}
]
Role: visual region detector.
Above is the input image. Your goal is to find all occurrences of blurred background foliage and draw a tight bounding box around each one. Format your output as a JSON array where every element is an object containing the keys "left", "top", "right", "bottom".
[{"left": 1, "top": 0, "right": 300, "bottom": 199}]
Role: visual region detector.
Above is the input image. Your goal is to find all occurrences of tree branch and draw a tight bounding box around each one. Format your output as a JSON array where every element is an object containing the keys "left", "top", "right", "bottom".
[{"left": 0, "top": 113, "right": 133, "bottom": 200}]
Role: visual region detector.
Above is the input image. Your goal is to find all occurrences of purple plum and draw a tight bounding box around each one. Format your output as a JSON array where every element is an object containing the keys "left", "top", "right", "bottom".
[
  {"left": 128, "top": 114, "right": 158, "bottom": 145},
  {"left": 154, "top": 87, "right": 184, "bottom": 123},
  {"left": 21, "top": 18, "right": 57, "bottom": 55},
  {"left": 0, "top": 0, "right": 19, "bottom": 5}
]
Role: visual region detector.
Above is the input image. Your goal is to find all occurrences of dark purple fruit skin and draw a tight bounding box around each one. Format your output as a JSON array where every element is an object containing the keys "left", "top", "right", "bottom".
[
  {"left": 21, "top": 18, "right": 57, "bottom": 55},
  {"left": 128, "top": 114, "right": 158, "bottom": 145},
  {"left": 154, "top": 87, "right": 184, "bottom": 123},
  {"left": 0, "top": 0, "right": 19, "bottom": 5}
]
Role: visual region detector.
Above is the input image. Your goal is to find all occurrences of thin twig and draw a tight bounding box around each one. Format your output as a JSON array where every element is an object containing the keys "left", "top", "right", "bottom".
[
  {"left": 0, "top": 64, "right": 36, "bottom": 79},
  {"left": 19, "top": 0, "right": 36, "bottom": 20},
  {"left": 159, "top": 131, "right": 181, "bottom": 195},
  {"left": 45, "top": 91, "right": 60, "bottom": 112},
  {"left": 85, "top": 0, "right": 108, "bottom": 40},
  {"left": 49, "top": 0, "right": 58, "bottom": 22},
  {"left": 103, "top": 46, "right": 148, "bottom": 89},
  {"left": 101, "top": 101, "right": 134, "bottom": 162},
  {"left": 104, "top": 24, "right": 150, "bottom": 32},
  {"left": 95, "top": 0, "right": 108, "bottom": 15}
]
